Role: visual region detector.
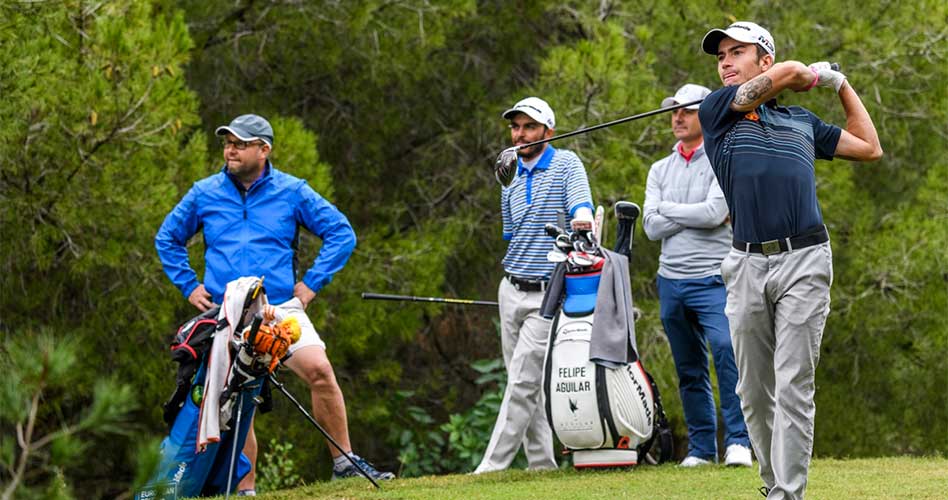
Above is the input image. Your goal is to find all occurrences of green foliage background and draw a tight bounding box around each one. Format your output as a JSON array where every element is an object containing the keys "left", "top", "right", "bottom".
[{"left": 1, "top": 0, "right": 945, "bottom": 497}]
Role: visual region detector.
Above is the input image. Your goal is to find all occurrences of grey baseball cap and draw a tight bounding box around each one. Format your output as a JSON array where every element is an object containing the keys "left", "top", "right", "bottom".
[{"left": 215, "top": 114, "right": 274, "bottom": 147}]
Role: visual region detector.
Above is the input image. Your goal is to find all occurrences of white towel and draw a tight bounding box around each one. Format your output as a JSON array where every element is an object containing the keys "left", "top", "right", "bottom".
[{"left": 196, "top": 277, "right": 266, "bottom": 451}]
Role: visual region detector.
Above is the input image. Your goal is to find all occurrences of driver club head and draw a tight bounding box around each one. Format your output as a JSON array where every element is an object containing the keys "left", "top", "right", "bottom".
[
  {"left": 494, "top": 147, "right": 518, "bottom": 187},
  {"left": 614, "top": 201, "right": 640, "bottom": 221}
]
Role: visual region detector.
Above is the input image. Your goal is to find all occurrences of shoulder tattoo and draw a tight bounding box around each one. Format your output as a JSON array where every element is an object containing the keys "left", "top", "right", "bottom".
[{"left": 734, "top": 75, "right": 773, "bottom": 106}]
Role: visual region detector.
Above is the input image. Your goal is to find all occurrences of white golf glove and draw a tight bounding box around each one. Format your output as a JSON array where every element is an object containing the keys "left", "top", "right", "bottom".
[
  {"left": 571, "top": 206, "right": 594, "bottom": 232},
  {"left": 809, "top": 61, "right": 847, "bottom": 93}
]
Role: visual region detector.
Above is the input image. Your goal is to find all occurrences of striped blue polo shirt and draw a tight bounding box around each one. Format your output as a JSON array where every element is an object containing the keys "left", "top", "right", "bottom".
[
  {"left": 501, "top": 145, "right": 594, "bottom": 279},
  {"left": 699, "top": 85, "right": 842, "bottom": 243}
]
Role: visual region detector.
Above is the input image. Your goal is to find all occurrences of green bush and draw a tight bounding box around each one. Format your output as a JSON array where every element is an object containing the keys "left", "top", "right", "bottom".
[
  {"left": 258, "top": 438, "right": 303, "bottom": 493},
  {"left": 393, "top": 357, "right": 526, "bottom": 477}
]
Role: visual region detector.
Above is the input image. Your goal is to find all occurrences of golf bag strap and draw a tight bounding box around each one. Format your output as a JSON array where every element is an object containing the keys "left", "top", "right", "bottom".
[
  {"left": 543, "top": 313, "right": 560, "bottom": 436},
  {"left": 596, "top": 364, "right": 621, "bottom": 447},
  {"left": 162, "top": 358, "right": 200, "bottom": 426},
  {"left": 642, "top": 369, "right": 674, "bottom": 463},
  {"left": 647, "top": 370, "right": 670, "bottom": 429}
]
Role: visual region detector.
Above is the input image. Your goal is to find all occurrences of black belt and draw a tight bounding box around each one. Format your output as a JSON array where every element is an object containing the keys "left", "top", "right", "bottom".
[
  {"left": 506, "top": 274, "right": 548, "bottom": 292},
  {"left": 733, "top": 225, "right": 829, "bottom": 255}
]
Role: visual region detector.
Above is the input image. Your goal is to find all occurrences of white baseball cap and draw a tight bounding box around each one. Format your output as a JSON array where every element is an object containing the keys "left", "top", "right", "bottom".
[
  {"left": 702, "top": 21, "right": 775, "bottom": 58},
  {"left": 502, "top": 97, "right": 555, "bottom": 129},
  {"left": 661, "top": 84, "right": 712, "bottom": 109}
]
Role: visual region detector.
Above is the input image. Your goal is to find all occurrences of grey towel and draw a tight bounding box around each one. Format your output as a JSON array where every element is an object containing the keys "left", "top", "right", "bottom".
[{"left": 589, "top": 249, "right": 637, "bottom": 367}]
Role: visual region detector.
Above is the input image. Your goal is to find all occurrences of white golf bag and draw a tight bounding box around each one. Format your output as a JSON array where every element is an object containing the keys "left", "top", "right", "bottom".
[{"left": 542, "top": 203, "right": 672, "bottom": 468}]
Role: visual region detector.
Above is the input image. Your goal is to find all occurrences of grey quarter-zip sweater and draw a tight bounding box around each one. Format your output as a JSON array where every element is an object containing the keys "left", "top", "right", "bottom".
[{"left": 643, "top": 142, "right": 731, "bottom": 279}]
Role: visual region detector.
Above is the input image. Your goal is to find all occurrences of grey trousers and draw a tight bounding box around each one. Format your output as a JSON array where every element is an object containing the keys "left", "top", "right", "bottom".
[
  {"left": 720, "top": 242, "right": 833, "bottom": 500},
  {"left": 475, "top": 277, "right": 557, "bottom": 473}
]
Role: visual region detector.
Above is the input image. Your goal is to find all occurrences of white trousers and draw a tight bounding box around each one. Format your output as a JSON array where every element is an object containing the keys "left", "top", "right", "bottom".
[
  {"left": 721, "top": 242, "right": 833, "bottom": 500},
  {"left": 475, "top": 277, "right": 557, "bottom": 473}
]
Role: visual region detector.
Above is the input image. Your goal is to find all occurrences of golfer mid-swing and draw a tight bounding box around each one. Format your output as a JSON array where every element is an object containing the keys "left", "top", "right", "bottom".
[{"left": 698, "top": 22, "right": 882, "bottom": 499}]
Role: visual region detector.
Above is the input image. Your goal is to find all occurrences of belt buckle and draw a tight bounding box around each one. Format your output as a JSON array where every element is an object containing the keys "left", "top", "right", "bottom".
[{"left": 761, "top": 239, "right": 781, "bottom": 255}]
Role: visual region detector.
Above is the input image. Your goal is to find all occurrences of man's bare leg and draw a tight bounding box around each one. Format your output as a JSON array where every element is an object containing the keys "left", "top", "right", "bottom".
[{"left": 285, "top": 345, "right": 352, "bottom": 456}]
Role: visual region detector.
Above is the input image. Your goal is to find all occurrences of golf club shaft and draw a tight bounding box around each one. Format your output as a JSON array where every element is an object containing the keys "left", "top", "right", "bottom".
[
  {"left": 268, "top": 373, "right": 381, "bottom": 489},
  {"left": 362, "top": 292, "right": 498, "bottom": 307},
  {"left": 513, "top": 62, "right": 840, "bottom": 152},
  {"left": 514, "top": 99, "right": 703, "bottom": 151}
]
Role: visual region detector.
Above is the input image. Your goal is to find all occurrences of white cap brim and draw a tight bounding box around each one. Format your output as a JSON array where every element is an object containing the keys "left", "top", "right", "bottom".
[
  {"left": 702, "top": 27, "right": 773, "bottom": 57},
  {"left": 662, "top": 97, "right": 702, "bottom": 110},
  {"left": 502, "top": 107, "right": 546, "bottom": 126}
]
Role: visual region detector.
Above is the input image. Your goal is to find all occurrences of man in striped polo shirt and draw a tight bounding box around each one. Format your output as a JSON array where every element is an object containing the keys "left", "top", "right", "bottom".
[
  {"left": 699, "top": 22, "right": 882, "bottom": 499},
  {"left": 644, "top": 83, "right": 752, "bottom": 469},
  {"left": 474, "top": 97, "right": 594, "bottom": 474}
]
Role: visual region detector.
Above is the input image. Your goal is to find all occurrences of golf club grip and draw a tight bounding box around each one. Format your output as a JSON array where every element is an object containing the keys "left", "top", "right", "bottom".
[
  {"left": 362, "top": 292, "right": 394, "bottom": 300},
  {"left": 247, "top": 314, "right": 263, "bottom": 345}
]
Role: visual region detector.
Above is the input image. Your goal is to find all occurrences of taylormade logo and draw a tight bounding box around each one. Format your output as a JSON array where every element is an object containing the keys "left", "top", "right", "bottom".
[
  {"left": 627, "top": 365, "right": 653, "bottom": 425},
  {"left": 173, "top": 462, "right": 187, "bottom": 483}
]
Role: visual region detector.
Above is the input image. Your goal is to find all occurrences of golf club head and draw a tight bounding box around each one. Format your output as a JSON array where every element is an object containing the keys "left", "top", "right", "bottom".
[
  {"left": 547, "top": 250, "right": 568, "bottom": 263},
  {"left": 555, "top": 234, "right": 573, "bottom": 252},
  {"left": 545, "top": 223, "right": 565, "bottom": 238},
  {"left": 614, "top": 201, "right": 640, "bottom": 221},
  {"left": 568, "top": 252, "right": 594, "bottom": 268},
  {"left": 571, "top": 229, "right": 598, "bottom": 253},
  {"left": 613, "top": 201, "right": 639, "bottom": 259},
  {"left": 494, "top": 147, "right": 518, "bottom": 187}
]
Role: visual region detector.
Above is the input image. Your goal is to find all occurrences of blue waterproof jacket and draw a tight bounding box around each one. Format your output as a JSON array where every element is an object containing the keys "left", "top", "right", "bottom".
[{"left": 155, "top": 163, "right": 356, "bottom": 304}]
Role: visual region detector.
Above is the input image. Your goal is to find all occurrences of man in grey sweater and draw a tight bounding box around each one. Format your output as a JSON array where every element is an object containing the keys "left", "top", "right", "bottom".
[{"left": 643, "top": 83, "right": 751, "bottom": 468}]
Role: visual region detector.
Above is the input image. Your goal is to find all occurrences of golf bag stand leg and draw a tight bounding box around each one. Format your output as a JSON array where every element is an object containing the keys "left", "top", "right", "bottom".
[
  {"left": 224, "top": 391, "right": 246, "bottom": 500},
  {"left": 267, "top": 373, "right": 381, "bottom": 489}
]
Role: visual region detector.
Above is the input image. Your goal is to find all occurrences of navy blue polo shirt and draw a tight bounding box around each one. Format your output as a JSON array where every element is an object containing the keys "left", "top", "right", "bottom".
[{"left": 699, "top": 85, "right": 842, "bottom": 243}]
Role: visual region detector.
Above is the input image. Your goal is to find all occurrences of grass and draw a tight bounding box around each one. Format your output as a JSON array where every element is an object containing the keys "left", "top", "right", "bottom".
[{"left": 246, "top": 456, "right": 946, "bottom": 499}]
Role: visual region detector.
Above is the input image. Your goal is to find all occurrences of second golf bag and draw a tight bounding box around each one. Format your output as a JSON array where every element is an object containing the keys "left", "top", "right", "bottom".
[
  {"left": 542, "top": 203, "right": 673, "bottom": 468},
  {"left": 138, "top": 276, "right": 300, "bottom": 498}
]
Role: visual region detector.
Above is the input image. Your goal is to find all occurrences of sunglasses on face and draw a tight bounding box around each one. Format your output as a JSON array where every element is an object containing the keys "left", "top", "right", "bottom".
[{"left": 221, "top": 138, "right": 264, "bottom": 150}]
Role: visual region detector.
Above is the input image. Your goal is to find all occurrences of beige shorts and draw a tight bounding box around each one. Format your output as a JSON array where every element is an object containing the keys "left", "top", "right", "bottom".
[{"left": 275, "top": 297, "right": 326, "bottom": 352}]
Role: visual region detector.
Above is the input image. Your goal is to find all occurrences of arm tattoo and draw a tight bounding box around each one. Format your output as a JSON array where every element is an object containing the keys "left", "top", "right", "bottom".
[{"left": 734, "top": 75, "right": 773, "bottom": 106}]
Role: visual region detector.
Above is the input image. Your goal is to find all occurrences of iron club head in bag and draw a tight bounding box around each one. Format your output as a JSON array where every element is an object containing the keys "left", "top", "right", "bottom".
[{"left": 547, "top": 250, "right": 569, "bottom": 263}]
